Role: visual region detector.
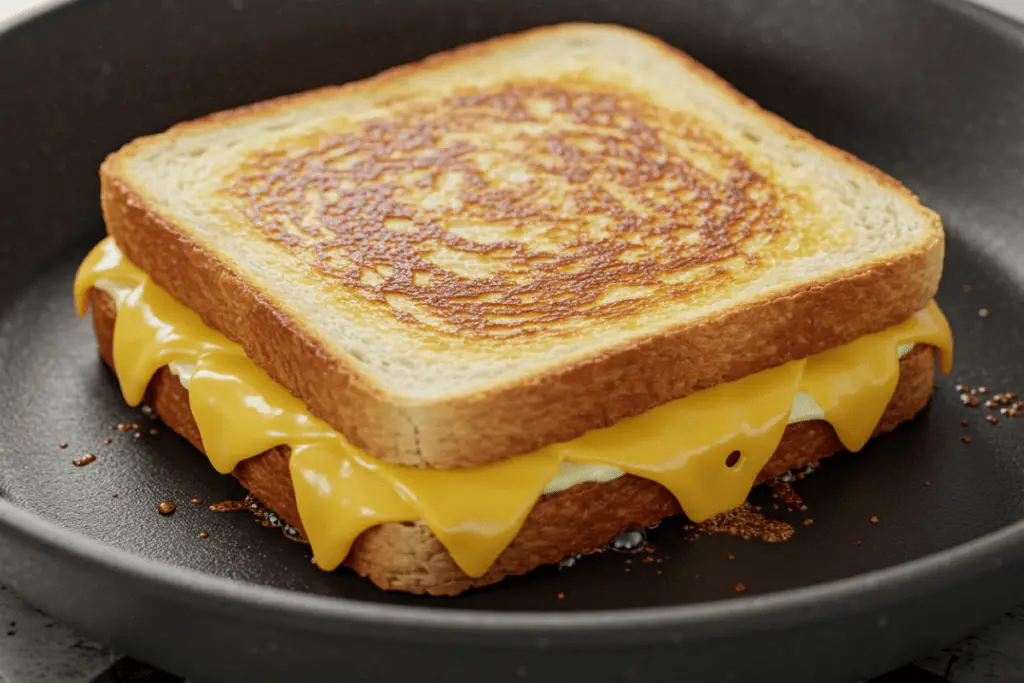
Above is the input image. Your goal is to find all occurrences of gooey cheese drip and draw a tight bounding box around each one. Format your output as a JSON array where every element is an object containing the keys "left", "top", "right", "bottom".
[{"left": 74, "top": 238, "right": 953, "bottom": 577}]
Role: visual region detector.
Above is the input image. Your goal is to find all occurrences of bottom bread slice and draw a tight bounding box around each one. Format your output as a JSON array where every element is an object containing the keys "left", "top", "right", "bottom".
[{"left": 89, "top": 289, "right": 936, "bottom": 596}]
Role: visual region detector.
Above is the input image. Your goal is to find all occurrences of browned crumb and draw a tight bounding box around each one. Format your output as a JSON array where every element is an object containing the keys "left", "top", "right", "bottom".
[
  {"left": 191, "top": 497, "right": 203, "bottom": 505},
  {"left": 802, "top": 518, "right": 815, "bottom": 526},
  {"left": 962, "top": 436, "right": 973, "bottom": 444},
  {"left": 58, "top": 442, "right": 68, "bottom": 449},
  {"left": 198, "top": 531, "right": 209, "bottom": 539},
  {"left": 103, "top": 438, "right": 112, "bottom": 445},
  {"left": 961, "top": 419, "right": 969, "bottom": 427},
  {"left": 656, "top": 570, "right": 663, "bottom": 576},
  {"left": 987, "top": 415, "right": 999, "bottom": 424},
  {"left": 961, "top": 394, "right": 981, "bottom": 407},
  {"left": 111, "top": 493, "right": 120, "bottom": 498},
  {"left": 727, "top": 554, "right": 735, "bottom": 561},
  {"left": 208, "top": 500, "right": 249, "bottom": 512},
  {"left": 962, "top": 284, "right": 972, "bottom": 292},
  {"left": 690, "top": 502, "right": 795, "bottom": 543},
  {"left": 556, "top": 592, "right": 565, "bottom": 600},
  {"left": 924, "top": 481, "right": 930, "bottom": 487},
  {"left": 978, "top": 308, "right": 991, "bottom": 319},
  {"left": 978, "top": 386, "right": 990, "bottom": 394},
  {"left": 157, "top": 501, "right": 176, "bottom": 516},
  {"left": 770, "top": 480, "right": 803, "bottom": 507},
  {"left": 733, "top": 583, "right": 747, "bottom": 593},
  {"left": 869, "top": 515, "right": 880, "bottom": 524},
  {"left": 72, "top": 453, "right": 96, "bottom": 467},
  {"left": 149, "top": 428, "right": 159, "bottom": 436},
  {"left": 853, "top": 540, "right": 862, "bottom": 547}
]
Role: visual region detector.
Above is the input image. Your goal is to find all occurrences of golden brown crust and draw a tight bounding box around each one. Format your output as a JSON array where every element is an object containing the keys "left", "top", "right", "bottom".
[
  {"left": 89, "top": 288, "right": 936, "bottom": 595},
  {"left": 99, "top": 23, "right": 944, "bottom": 469}
]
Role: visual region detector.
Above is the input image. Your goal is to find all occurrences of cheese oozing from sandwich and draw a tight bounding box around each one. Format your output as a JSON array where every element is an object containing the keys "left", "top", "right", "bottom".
[{"left": 75, "top": 238, "right": 953, "bottom": 577}]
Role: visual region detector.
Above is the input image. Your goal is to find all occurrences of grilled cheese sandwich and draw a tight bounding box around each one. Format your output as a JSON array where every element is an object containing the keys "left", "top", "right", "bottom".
[{"left": 75, "top": 24, "right": 952, "bottom": 593}]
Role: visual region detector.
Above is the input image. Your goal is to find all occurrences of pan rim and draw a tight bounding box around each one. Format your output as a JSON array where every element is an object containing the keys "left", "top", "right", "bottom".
[
  {"left": 2, "top": 0, "right": 1024, "bottom": 646},
  {"left": 2, "top": 493, "right": 1023, "bottom": 641}
]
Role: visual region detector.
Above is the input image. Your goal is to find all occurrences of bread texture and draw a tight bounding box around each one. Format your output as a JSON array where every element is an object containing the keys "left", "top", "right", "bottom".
[
  {"left": 89, "top": 288, "right": 936, "bottom": 595},
  {"left": 100, "top": 23, "right": 944, "bottom": 468}
]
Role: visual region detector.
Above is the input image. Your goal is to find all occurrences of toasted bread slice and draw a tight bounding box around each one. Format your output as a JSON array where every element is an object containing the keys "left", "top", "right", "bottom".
[
  {"left": 90, "top": 288, "right": 936, "bottom": 594},
  {"left": 100, "top": 23, "right": 943, "bottom": 468}
]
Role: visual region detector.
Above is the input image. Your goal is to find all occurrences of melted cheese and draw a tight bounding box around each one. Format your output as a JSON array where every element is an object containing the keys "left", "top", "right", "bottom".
[{"left": 74, "top": 237, "right": 953, "bottom": 577}]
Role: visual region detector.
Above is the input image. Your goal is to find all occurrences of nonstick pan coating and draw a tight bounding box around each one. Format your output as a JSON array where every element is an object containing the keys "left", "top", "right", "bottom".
[{"left": 1, "top": 1, "right": 1024, "bottom": 681}]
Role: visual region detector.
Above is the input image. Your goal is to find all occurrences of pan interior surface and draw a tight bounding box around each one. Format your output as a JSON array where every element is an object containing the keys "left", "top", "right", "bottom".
[{"left": 1, "top": 1, "right": 1024, "bottom": 681}]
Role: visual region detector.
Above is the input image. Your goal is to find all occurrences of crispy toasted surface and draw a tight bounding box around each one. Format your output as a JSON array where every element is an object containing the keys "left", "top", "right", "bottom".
[
  {"left": 90, "top": 288, "right": 936, "bottom": 595},
  {"left": 101, "top": 23, "right": 943, "bottom": 466}
]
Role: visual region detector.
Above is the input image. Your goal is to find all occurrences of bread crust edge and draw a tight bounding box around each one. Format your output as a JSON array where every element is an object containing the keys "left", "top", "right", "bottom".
[{"left": 88, "top": 288, "right": 936, "bottom": 595}]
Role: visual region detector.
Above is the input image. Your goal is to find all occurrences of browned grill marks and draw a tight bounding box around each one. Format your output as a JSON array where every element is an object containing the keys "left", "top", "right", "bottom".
[{"left": 227, "top": 83, "right": 786, "bottom": 338}]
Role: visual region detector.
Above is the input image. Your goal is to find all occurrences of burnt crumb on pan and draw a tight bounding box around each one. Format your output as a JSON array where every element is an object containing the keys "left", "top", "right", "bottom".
[
  {"left": 802, "top": 518, "right": 815, "bottom": 526},
  {"left": 104, "top": 438, "right": 112, "bottom": 445},
  {"left": 212, "top": 495, "right": 311, "bottom": 543},
  {"left": 733, "top": 583, "right": 747, "bottom": 593},
  {"left": 978, "top": 307, "right": 991, "bottom": 319},
  {"left": 157, "top": 501, "right": 176, "bottom": 515},
  {"left": 556, "top": 592, "right": 565, "bottom": 600},
  {"left": 208, "top": 499, "right": 249, "bottom": 512},
  {"left": 58, "top": 442, "right": 68, "bottom": 449},
  {"left": 149, "top": 428, "right": 159, "bottom": 435},
  {"left": 987, "top": 415, "right": 999, "bottom": 424},
  {"left": 72, "top": 453, "right": 96, "bottom": 467},
  {"left": 962, "top": 436, "right": 972, "bottom": 444},
  {"left": 869, "top": 515, "right": 880, "bottom": 524},
  {"left": 960, "top": 393, "right": 981, "bottom": 407},
  {"left": 853, "top": 539, "right": 862, "bottom": 547},
  {"left": 683, "top": 502, "right": 794, "bottom": 543},
  {"left": 198, "top": 531, "right": 209, "bottom": 539},
  {"left": 770, "top": 480, "right": 803, "bottom": 508},
  {"left": 961, "top": 419, "right": 970, "bottom": 427},
  {"left": 726, "top": 554, "right": 735, "bottom": 561},
  {"left": 977, "top": 386, "right": 990, "bottom": 394},
  {"left": 191, "top": 497, "right": 203, "bottom": 505}
]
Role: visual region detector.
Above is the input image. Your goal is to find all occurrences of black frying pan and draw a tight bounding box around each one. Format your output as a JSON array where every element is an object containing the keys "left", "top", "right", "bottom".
[{"left": 1, "top": 1, "right": 1024, "bottom": 681}]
